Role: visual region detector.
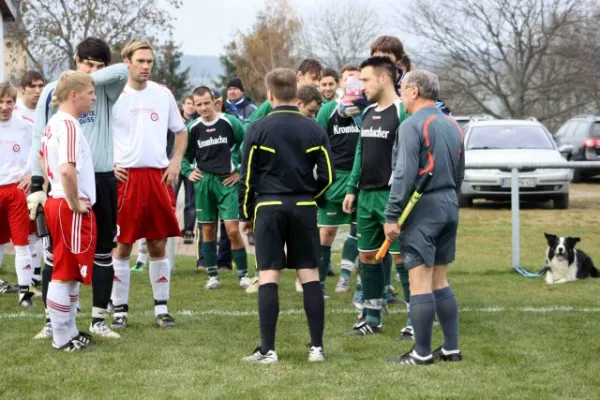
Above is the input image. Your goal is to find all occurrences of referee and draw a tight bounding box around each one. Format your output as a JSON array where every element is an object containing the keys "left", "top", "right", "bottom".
[{"left": 239, "top": 68, "right": 335, "bottom": 363}]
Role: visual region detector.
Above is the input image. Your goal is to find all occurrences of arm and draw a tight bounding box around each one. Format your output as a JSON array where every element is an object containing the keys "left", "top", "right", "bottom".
[
  {"left": 58, "top": 121, "right": 90, "bottom": 213},
  {"left": 238, "top": 125, "right": 257, "bottom": 221},
  {"left": 164, "top": 92, "right": 188, "bottom": 185},
  {"left": 92, "top": 63, "right": 128, "bottom": 102},
  {"left": 30, "top": 84, "right": 55, "bottom": 182},
  {"left": 246, "top": 101, "right": 272, "bottom": 125},
  {"left": 60, "top": 163, "right": 83, "bottom": 210},
  {"left": 345, "top": 138, "right": 362, "bottom": 195},
  {"left": 313, "top": 129, "right": 335, "bottom": 201},
  {"left": 180, "top": 124, "right": 195, "bottom": 178}
]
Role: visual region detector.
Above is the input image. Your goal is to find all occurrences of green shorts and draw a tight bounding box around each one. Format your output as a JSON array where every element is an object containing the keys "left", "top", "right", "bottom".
[
  {"left": 318, "top": 170, "right": 356, "bottom": 227},
  {"left": 194, "top": 172, "right": 239, "bottom": 223},
  {"left": 357, "top": 188, "right": 400, "bottom": 254}
]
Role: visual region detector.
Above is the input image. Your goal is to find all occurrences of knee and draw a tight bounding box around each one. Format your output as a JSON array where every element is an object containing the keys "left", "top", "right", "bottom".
[
  {"left": 203, "top": 224, "right": 216, "bottom": 240},
  {"left": 115, "top": 244, "right": 133, "bottom": 259},
  {"left": 320, "top": 228, "right": 336, "bottom": 245},
  {"left": 146, "top": 240, "right": 166, "bottom": 258}
]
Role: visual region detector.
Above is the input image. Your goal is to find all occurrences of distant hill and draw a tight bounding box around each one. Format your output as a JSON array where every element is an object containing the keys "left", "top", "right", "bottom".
[{"left": 181, "top": 54, "right": 223, "bottom": 88}]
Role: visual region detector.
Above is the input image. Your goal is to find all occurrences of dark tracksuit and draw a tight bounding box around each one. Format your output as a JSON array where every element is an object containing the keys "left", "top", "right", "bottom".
[{"left": 385, "top": 106, "right": 465, "bottom": 269}]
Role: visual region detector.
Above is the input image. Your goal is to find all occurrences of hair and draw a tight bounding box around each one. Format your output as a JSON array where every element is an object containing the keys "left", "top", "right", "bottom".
[
  {"left": 121, "top": 40, "right": 154, "bottom": 61},
  {"left": 370, "top": 36, "right": 406, "bottom": 62},
  {"left": 20, "top": 70, "right": 45, "bottom": 88},
  {"left": 297, "top": 84, "right": 323, "bottom": 106},
  {"left": 341, "top": 64, "right": 360, "bottom": 75},
  {"left": 399, "top": 54, "right": 416, "bottom": 72},
  {"left": 321, "top": 68, "right": 339, "bottom": 83},
  {"left": 403, "top": 70, "right": 440, "bottom": 101},
  {"left": 76, "top": 37, "right": 111, "bottom": 66},
  {"left": 0, "top": 81, "right": 18, "bottom": 101},
  {"left": 265, "top": 68, "right": 298, "bottom": 102},
  {"left": 360, "top": 56, "right": 398, "bottom": 85},
  {"left": 51, "top": 71, "right": 94, "bottom": 110},
  {"left": 192, "top": 86, "right": 214, "bottom": 100},
  {"left": 297, "top": 58, "right": 323, "bottom": 79},
  {"left": 183, "top": 95, "right": 194, "bottom": 103}
]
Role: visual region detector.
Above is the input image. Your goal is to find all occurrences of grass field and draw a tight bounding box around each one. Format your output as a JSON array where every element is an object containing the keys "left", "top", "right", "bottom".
[{"left": 1, "top": 184, "right": 600, "bottom": 400}]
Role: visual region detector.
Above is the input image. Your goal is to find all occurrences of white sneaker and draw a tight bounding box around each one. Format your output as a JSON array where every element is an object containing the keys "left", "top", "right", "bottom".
[
  {"left": 308, "top": 346, "right": 325, "bottom": 362},
  {"left": 34, "top": 322, "right": 52, "bottom": 339},
  {"left": 205, "top": 276, "right": 221, "bottom": 290},
  {"left": 90, "top": 321, "right": 121, "bottom": 338},
  {"left": 243, "top": 347, "right": 278, "bottom": 364},
  {"left": 245, "top": 277, "right": 259, "bottom": 294},
  {"left": 295, "top": 278, "right": 303, "bottom": 293},
  {"left": 239, "top": 276, "right": 252, "bottom": 289}
]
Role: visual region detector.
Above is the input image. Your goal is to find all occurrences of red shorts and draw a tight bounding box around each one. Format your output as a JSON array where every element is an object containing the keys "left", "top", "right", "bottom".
[
  {"left": 45, "top": 197, "right": 97, "bottom": 285},
  {"left": 117, "top": 168, "right": 181, "bottom": 244},
  {"left": 0, "top": 183, "right": 31, "bottom": 246}
]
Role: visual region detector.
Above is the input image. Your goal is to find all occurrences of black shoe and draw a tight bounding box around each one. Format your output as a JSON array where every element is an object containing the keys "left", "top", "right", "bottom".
[
  {"left": 19, "top": 292, "right": 35, "bottom": 307},
  {"left": 112, "top": 316, "right": 128, "bottom": 329},
  {"left": 396, "top": 326, "right": 414, "bottom": 341},
  {"left": 54, "top": 339, "right": 87, "bottom": 352},
  {"left": 31, "top": 278, "right": 42, "bottom": 287},
  {"left": 0, "top": 280, "right": 18, "bottom": 294},
  {"left": 432, "top": 346, "right": 463, "bottom": 362},
  {"left": 156, "top": 313, "right": 176, "bottom": 328},
  {"left": 387, "top": 347, "right": 434, "bottom": 365},
  {"left": 345, "top": 320, "right": 382, "bottom": 336},
  {"left": 72, "top": 331, "right": 95, "bottom": 347},
  {"left": 183, "top": 231, "right": 194, "bottom": 244}
]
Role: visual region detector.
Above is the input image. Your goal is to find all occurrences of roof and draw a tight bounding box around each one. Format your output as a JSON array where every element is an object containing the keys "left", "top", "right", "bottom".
[
  {"left": 569, "top": 115, "right": 600, "bottom": 122},
  {"left": 0, "top": 0, "right": 18, "bottom": 20},
  {"left": 468, "top": 119, "right": 543, "bottom": 128}
]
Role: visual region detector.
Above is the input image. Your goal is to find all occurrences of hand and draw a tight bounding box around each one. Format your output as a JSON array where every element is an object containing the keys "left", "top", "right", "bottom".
[
  {"left": 240, "top": 220, "right": 253, "bottom": 235},
  {"left": 222, "top": 172, "right": 240, "bottom": 187},
  {"left": 384, "top": 222, "right": 400, "bottom": 241},
  {"left": 18, "top": 173, "right": 32, "bottom": 192},
  {"left": 342, "top": 194, "right": 356, "bottom": 214},
  {"left": 26, "top": 191, "right": 48, "bottom": 221},
  {"left": 163, "top": 159, "right": 181, "bottom": 186},
  {"left": 188, "top": 169, "right": 204, "bottom": 182},
  {"left": 69, "top": 199, "right": 92, "bottom": 214},
  {"left": 114, "top": 166, "right": 128, "bottom": 183}
]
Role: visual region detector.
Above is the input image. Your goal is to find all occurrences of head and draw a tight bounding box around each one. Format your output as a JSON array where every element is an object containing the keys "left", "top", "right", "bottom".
[
  {"left": 296, "top": 85, "right": 323, "bottom": 118},
  {"left": 226, "top": 78, "right": 244, "bottom": 101},
  {"left": 296, "top": 58, "right": 323, "bottom": 87},
  {"left": 0, "top": 82, "right": 17, "bottom": 121},
  {"left": 75, "top": 37, "right": 111, "bottom": 73},
  {"left": 400, "top": 70, "right": 440, "bottom": 114},
  {"left": 265, "top": 68, "right": 298, "bottom": 106},
  {"left": 340, "top": 64, "right": 360, "bottom": 89},
  {"left": 359, "top": 56, "right": 398, "bottom": 103},
  {"left": 319, "top": 68, "right": 339, "bottom": 101},
  {"left": 192, "top": 86, "right": 217, "bottom": 120},
  {"left": 53, "top": 71, "right": 96, "bottom": 115},
  {"left": 545, "top": 233, "right": 580, "bottom": 264},
  {"left": 20, "top": 70, "right": 45, "bottom": 108},
  {"left": 398, "top": 54, "right": 414, "bottom": 74},
  {"left": 122, "top": 40, "right": 154, "bottom": 83},
  {"left": 370, "top": 35, "right": 405, "bottom": 66},
  {"left": 182, "top": 96, "right": 195, "bottom": 118},
  {"left": 212, "top": 89, "right": 224, "bottom": 113}
]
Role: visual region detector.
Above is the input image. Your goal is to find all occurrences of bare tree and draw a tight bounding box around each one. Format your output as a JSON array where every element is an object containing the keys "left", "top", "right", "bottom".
[{"left": 299, "top": 0, "right": 380, "bottom": 70}]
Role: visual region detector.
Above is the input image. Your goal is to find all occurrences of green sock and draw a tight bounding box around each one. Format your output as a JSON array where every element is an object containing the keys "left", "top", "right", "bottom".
[
  {"left": 361, "top": 263, "right": 384, "bottom": 326},
  {"left": 382, "top": 253, "right": 392, "bottom": 305},
  {"left": 353, "top": 264, "right": 363, "bottom": 301},
  {"left": 397, "top": 262, "right": 412, "bottom": 326},
  {"left": 340, "top": 224, "right": 358, "bottom": 280},
  {"left": 202, "top": 241, "right": 218, "bottom": 278},
  {"left": 232, "top": 248, "right": 248, "bottom": 279},
  {"left": 319, "top": 245, "right": 331, "bottom": 292}
]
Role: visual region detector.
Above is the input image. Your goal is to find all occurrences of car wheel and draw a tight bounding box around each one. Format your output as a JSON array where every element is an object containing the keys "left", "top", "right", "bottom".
[
  {"left": 572, "top": 169, "right": 585, "bottom": 183},
  {"left": 553, "top": 194, "right": 569, "bottom": 210},
  {"left": 458, "top": 193, "right": 473, "bottom": 208}
]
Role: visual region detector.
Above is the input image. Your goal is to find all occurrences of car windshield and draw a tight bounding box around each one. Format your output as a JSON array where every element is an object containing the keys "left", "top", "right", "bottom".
[
  {"left": 467, "top": 125, "right": 554, "bottom": 150},
  {"left": 591, "top": 122, "right": 600, "bottom": 138}
]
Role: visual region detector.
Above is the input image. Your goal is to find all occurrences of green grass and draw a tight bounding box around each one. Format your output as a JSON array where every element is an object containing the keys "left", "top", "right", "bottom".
[{"left": 1, "top": 184, "right": 600, "bottom": 399}]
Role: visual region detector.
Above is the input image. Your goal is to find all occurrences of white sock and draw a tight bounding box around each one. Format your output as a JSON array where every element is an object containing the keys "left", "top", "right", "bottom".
[
  {"left": 47, "top": 282, "right": 71, "bottom": 348},
  {"left": 14, "top": 245, "right": 33, "bottom": 299},
  {"left": 111, "top": 257, "right": 131, "bottom": 317},
  {"left": 29, "top": 234, "right": 43, "bottom": 280},
  {"left": 149, "top": 257, "right": 170, "bottom": 316},
  {"left": 68, "top": 281, "right": 80, "bottom": 338},
  {"left": 341, "top": 259, "right": 355, "bottom": 273}
]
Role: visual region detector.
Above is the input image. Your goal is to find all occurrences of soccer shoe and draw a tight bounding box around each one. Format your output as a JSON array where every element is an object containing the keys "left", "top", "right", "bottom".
[
  {"left": 34, "top": 322, "right": 53, "bottom": 339},
  {"left": 239, "top": 276, "right": 252, "bottom": 289},
  {"left": 346, "top": 320, "right": 382, "bottom": 336},
  {"left": 205, "top": 276, "right": 221, "bottom": 290},
  {"left": 387, "top": 292, "right": 402, "bottom": 305},
  {"left": 130, "top": 261, "right": 145, "bottom": 272},
  {"left": 54, "top": 339, "right": 87, "bottom": 352},
  {"left": 31, "top": 278, "right": 42, "bottom": 287},
  {"left": 19, "top": 292, "right": 35, "bottom": 307},
  {"left": 243, "top": 347, "right": 278, "bottom": 364},
  {"left": 182, "top": 231, "right": 194, "bottom": 244},
  {"left": 295, "top": 279, "right": 303, "bottom": 293},
  {"left": 107, "top": 301, "right": 115, "bottom": 314},
  {"left": 112, "top": 316, "right": 128, "bottom": 329},
  {"left": 432, "top": 346, "right": 463, "bottom": 362},
  {"left": 72, "top": 331, "right": 95, "bottom": 347},
  {"left": 335, "top": 278, "right": 350, "bottom": 293},
  {"left": 196, "top": 264, "right": 206, "bottom": 272},
  {"left": 308, "top": 346, "right": 325, "bottom": 362},
  {"left": 245, "top": 277, "right": 259, "bottom": 294},
  {"left": 0, "top": 280, "right": 18, "bottom": 294},
  {"left": 90, "top": 321, "right": 121, "bottom": 338},
  {"left": 156, "top": 313, "right": 176, "bottom": 328},
  {"left": 387, "top": 347, "right": 434, "bottom": 365},
  {"left": 396, "top": 326, "right": 414, "bottom": 341}
]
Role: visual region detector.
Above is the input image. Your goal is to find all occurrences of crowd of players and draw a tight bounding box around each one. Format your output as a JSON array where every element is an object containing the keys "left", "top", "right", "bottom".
[{"left": 0, "top": 34, "right": 463, "bottom": 365}]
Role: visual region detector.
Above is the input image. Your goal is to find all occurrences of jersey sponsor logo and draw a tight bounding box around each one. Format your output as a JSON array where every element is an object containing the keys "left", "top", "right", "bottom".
[
  {"left": 333, "top": 125, "right": 360, "bottom": 135},
  {"left": 151, "top": 112, "right": 159, "bottom": 122},
  {"left": 78, "top": 111, "right": 96, "bottom": 124},
  {"left": 79, "top": 264, "right": 88, "bottom": 278},
  {"left": 206, "top": 128, "right": 216, "bottom": 133},
  {"left": 372, "top": 116, "right": 382, "bottom": 120},
  {"left": 361, "top": 127, "right": 390, "bottom": 139},
  {"left": 13, "top": 144, "right": 21, "bottom": 153},
  {"left": 197, "top": 136, "right": 228, "bottom": 148},
  {"left": 327, "top": 211, "right": 337, "bottom": 216}
]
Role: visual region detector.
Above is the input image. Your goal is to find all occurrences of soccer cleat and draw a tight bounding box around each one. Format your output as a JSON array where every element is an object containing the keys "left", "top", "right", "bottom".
[
  {"left": 239, "top": 276, "right": 252, "bottom": 289},
  {"left": 245, "top": 277, "right": 259, "bottom": 294},
  {"left": 54, "top": 339, "right": 87, "bottom": 352},
  {"left": 295, "top": 279, "right": 303, "bottom": 293},
  {"left": 387, "top": 292, "right": 402, "bottom": 305},
  {"left": 90, "top": 321, "right": 121, "bottom": 338},
  {"left": 112, "top": 316, "right": 128, "bottom": 329},
  {"left": 243, "top": 347, "right": 278, "bottom": 364},
  {"left": 34, "top": 322, "right": 53, "bottom": 339},
  {"left": 387, "top": 347, "right": 434, "bottom": 365},
  {"left": 205, "top": 276, "right": 221, "bottom": 290},
  {"left": 196, "top": 264, "right": 206, "bottom": 272},
  {"left": 0, "top": 280, "right": 18, "bottom": 294},
  {"left": 19, "top": 292, "right": 35, "bottom": 307},
  {"left": 130, "top": 261, "right": 145, "bottom": 272},
  {"left": 432, "top": 346, "right": 463, "bottom": 362},
  {"left": 31, "top": 278, "right": 42, "bottom": 287},
  {"left": 107, "top": 301, "right": 115, "bottom": 314},
  {"left": 335, "top": 278, "right": 350, "bottom": 293},
  {"left": 72, "top": 331, "right": 95, "bottom": 347},
  {"left": 156, "top": 313, "right": 176, "bottom": 328},
  {"left": 308, "top": 346, "right": 325, "bottom": 362},
  {"left": 182, "top": 231, "right": 194, "bottom": 245},
  {"left": 396, "top": 325, "right": 415, "bottom": 341},
  {"left": 346, "top": 320, "right": 382, "bottom": 336}
]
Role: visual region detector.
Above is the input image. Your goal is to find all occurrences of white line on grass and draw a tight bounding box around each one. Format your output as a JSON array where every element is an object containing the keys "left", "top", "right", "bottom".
[{"left": 1, "top": 306, "right": 599, "bottom": 319}]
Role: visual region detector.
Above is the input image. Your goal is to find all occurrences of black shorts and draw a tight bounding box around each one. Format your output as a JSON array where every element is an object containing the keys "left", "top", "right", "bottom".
[
  {"left": 93, "top": 171, "right": 118, "bottom": 254},
  {"left": 254, "top": 195, "right": 319, "bottom": 271}
]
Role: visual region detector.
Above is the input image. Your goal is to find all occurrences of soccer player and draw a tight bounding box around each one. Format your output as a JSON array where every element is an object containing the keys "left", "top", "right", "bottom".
[
  {"left": 296, "top": 85, "right": 323, "bottom": 118},
  {"left": 28, "top": 37, "right": 127, "bottom": 340},
  {"left": 342, "top": 57, "right": 410, "bottom": 336},
  {"left": 319, "top": 68, "right": 339, "bottom": 103},
  {"left": 0, "top": 81, "right": 35, "bottom": 306},
  {"left": 15, "top": 70, "right": 45, "bottom": 122},
  {"left": 41, "top": 71, "right": 97, "bottom": 351},
  {"left": 384, "top": 70, "right": 464, "bottom": 365},
  {"left": 110, "top": 40, "right": 186, "bottom": 329},
  {"left": 239, "top": 68, "right": 334, "bottom": 363},
  {"left": 181, "top": 86, "right": 250, "bottom": 290}
]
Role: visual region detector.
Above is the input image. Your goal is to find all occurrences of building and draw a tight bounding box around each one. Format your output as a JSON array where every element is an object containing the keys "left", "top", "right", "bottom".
[{"left": 1, "top": 0, "right": 27, "bottom": 83}]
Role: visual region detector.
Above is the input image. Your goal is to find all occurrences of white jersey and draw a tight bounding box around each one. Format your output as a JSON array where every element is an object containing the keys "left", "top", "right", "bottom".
[
  {"left": 0, "top": 115, "right": 34, "bottom": 186},
  {"left": 41, "top": 111, "right": 96, "bottom": 204},
  {"left": 14, "top": 99, "right": 36, "bottom": 124},
  {"left": 112, "top": 81, "right": 185, "bottom": 169}
]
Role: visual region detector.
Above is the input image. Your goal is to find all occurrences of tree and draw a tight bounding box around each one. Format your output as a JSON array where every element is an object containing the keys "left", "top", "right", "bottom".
[
  {"left": 215, "top": 41, "right": 240, "bottom": 91},
  {"left": 151, "top": 40, "right": 192, "bottom": 102},
  {"left": 19, "top": 0, "right": 181, "bottom": 78},
  {"left": 298, "top": 0, "right": 380, "bottom": 70}
]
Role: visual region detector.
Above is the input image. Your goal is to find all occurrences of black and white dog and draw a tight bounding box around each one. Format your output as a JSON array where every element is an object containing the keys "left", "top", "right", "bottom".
[{"left": 544, "top": 233, "right": 600, "bottom": 284}]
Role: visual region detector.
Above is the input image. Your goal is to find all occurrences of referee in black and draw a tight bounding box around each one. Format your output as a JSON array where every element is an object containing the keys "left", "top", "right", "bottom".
[{"left": 239, "top": 68, "right": 335, "bottom": 364}]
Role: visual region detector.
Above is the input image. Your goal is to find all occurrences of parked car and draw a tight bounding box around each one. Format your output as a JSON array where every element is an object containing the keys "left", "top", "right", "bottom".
[
  {"left": 453, "top": 114, "right": 495, "bottom": 131},
  {"left": 460, "top": 120, "right": 571, "bottom": 209},
  {"left": 553, "top": 115, "right": 600, "bottom": 182}
]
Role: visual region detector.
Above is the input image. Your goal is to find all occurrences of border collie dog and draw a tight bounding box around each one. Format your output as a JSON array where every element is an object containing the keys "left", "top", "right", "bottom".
[{"left": 544, "top": 233, "right": 600, "bottom": 284}]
